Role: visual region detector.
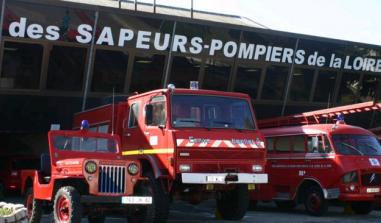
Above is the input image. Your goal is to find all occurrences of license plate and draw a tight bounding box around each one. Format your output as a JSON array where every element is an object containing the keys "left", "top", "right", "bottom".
[
  {"left": 206, "top": 175, "right": 225, "bottom": 183},
  {"left": 366, "top": 188, "right": 380, "bottom": 193},
  {"left": 121, "top": 196, "right": 152, "bottom": 204}
]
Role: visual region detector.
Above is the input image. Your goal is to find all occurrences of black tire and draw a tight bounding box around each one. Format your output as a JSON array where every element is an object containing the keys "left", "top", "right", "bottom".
[
  {"left": 351, "top": 201, "right": 373, "bottom": 215},
  {"left": 304, "top": 186, "right": 328, "bottom": 216},
  {"left": 53, "top": 186, "right": 82, "bottom": 223},
  {"left": 216, "top": 184, "right": 249, "bottom": 220},
  {"left": 249, "top": 200, "right": 258, "bottom": 210},
  {"left": 88, "top": 214, "right": 106, "bottom": 223},
  {"left": 25, "top": 188, "right": 43, "bottom": 223},
  {"left": 127, "top": 171, "right": 169, "bottom": 223},
  {"left": 275, "top": 200, "right": 297, "bottom": 210}
]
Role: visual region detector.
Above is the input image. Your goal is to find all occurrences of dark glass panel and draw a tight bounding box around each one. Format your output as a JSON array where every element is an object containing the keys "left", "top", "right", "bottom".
[
  {"left": 338, "top": 72, "right": 361, "bottom": 104},
  {"left": 261, "top": 66, "right": 288, "bottom": 100},
  {"left": 241, "top": 31, "right": 297, "bottom": 62},
  {"left": 91, "top": 49, "right": 128, "bottom": 93},
  {"left": 129, "top": 54, "right": 165, "bottom": 93},
  {"left": 313, "top": 70, "right": 337, "bottom": 102},
  {"left": 360, "top": 74, "right": 380, "bottom": 102},
  {"left": 289, "top": 68, "right": 314, "bottom": 101},
  {"left": 3, "top": 1, "right": 94, "bottom": 42},
  {"left": 47, "top": 46, "right": 87, "bottom": 91},
  {"left": 175, "top": 22, "right": 208, "bottom": 55},
  {"left": 202, "top": 59, "right": 231, "bottom": 91},
  {"left": 1, "top": 42, "right": 42, "bottom": 89},
  {"left": 98, "top": 12, "right": 173, "bottom": 49},
  {"left": 169, "top": 56, "right": 201, "bottom": 88},
  {"left": 234, "top": 65, "right": 261, "bottom": 99}
]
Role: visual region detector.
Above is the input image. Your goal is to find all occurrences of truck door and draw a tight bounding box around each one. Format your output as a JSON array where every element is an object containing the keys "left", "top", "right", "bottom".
[
  {"left": 143, "top": 96, "right": 170, "bottom": 167},
  {"left": 122, "top": 101, "right": 146, "bottom": 152},
  {"left": 305, "top": 135, "right": 335, "bottom": 186}
]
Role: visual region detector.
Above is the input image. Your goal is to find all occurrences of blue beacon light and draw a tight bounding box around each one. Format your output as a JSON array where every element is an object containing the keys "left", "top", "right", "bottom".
[{"left": 81, "top": 120, "right": 90, "bottom": 130}]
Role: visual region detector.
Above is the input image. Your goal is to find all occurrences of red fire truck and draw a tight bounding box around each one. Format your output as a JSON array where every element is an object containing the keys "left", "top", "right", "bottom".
[
  {"left": 251, "top": 102, "right": 381, "bottom": 216},
  {"left": 74, "top": 85, "right": 268, "bottom": 221},
  {"left": 0, "top": 156, "right": 39, "bottom": 195},
  {"left": 25, "top": 127, "right": 152, "bottom": 223}
]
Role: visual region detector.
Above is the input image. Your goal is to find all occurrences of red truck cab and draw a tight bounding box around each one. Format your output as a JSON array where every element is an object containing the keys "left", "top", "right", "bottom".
[
  {"left": 26, "top": 128, "right": 152, "bottom": 223},
  {"left": 74, "top": 86, "right": 268, "bottom": 221}
]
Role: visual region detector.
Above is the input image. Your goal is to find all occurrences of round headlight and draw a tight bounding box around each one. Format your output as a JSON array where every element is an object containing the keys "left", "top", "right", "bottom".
[
  {"left": 128, "top": 163, "right": 139, "bottom": 175},
  {"left": 85, "top": 161, "right": 97, "bottom": 174}
]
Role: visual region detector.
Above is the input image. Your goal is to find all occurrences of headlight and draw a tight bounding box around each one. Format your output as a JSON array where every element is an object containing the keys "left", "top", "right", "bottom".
[
  {"left": 252, "top": 165, "right": 263, "bottom": 172},
  {"left": 342, "top": 171, "right": 358, "bottom": 184},
  {"left": 85, "top": 161, "right": 97, "bottom": 174},
  {"left": 179, "top": 164, "right": 191, "bottom": 172},
  {"left": 128, "top": 163, "right": 139, "bottom": 175}
]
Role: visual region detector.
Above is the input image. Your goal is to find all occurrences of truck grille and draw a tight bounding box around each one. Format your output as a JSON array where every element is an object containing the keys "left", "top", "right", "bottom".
[
  {"left": 98, "top": 165, "right": 126, "bottom": 194},
  {"left": 361, "top": 173, "right": 381, "bottom": 186}
]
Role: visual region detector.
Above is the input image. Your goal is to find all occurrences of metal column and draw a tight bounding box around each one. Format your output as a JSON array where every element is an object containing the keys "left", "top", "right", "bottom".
[{"left": 82, "top": 11, "right": 99, "bottom": 111}]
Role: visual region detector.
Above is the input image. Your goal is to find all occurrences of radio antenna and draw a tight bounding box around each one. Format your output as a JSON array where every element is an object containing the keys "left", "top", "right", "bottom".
[{"left": 112, "top": 87, "right": 115, "bottom": 135}]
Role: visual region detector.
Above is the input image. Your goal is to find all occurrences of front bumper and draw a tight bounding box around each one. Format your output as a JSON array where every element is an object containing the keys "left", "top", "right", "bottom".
[
  {"left": 81, "top": 195, "right": 152, "bottom": 204},
  {"left": 181, "top": 173, "right": 268, "bottom": 184}
]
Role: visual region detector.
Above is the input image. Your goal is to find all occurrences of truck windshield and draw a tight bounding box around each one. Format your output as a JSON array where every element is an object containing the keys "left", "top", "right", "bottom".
[
  {"left": 332, "top": 134, "right": 381, "bottom": 156},
  {"left": 53, "top": 135, "right": 117, "bottom": 153},
  {"left": 171, "top": 95, "right": 256, "bottom": 130}
]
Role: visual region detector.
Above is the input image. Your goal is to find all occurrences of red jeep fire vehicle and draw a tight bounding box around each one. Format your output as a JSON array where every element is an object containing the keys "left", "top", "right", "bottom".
[
  {"left": 25, "top": 126, "right": 152, "bottom": 223},
  {"left": 251, "top": 102, "right": 381, "bottom": 216},
  {"left": 74, "top": 85, "right": 268, "bottom": 221}
]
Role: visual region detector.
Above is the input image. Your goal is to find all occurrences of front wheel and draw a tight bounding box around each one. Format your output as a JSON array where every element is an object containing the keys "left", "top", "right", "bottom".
[
  {"left": 127, "top": 172, "right": 169, "bottom": 223},
  {"left": 304, "top": 186, "right": 328, "bottom": 216},
  {"left": 25, "top": 188, "right": 43, "bottom": 223},
  {"left": 53, "top": 186, "right": 82, "bottom": 223},
  {"left": 216, "top": 184, "right": 249, "bottom": 220},
  {"left": 351, "top": 201, "right": 373, "bottom": 215}
]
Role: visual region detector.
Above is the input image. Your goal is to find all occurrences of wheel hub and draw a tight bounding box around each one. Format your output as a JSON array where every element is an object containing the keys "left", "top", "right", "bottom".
[{"left": 56, "top": 196, "right": 71, "bottom": 222}]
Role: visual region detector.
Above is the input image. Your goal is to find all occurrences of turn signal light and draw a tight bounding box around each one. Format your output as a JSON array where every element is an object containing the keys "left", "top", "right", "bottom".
[
  {"left": 179, "top": 164, "right": 191, "bottom": 172},
  {"left": 252, "top": 165, "right": 263, "bottom": 172}
]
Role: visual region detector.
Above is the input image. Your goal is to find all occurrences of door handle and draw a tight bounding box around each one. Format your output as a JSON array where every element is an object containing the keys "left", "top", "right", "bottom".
[{"left": 124, "top": 133, "right": 131, "bottom": 136}]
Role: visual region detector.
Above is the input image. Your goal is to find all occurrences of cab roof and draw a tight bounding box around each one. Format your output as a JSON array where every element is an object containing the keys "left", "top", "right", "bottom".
[
  {"left": 128, "top": 88, "right": 250, "bottom": 100},
  {"left": 261, "top": 123, "right": 374, "bottom": 137}
]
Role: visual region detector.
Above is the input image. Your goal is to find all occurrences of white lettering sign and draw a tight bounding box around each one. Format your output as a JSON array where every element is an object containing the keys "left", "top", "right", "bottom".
[{"left": 6, "top": 17, "right": 381, "bottom": 73}]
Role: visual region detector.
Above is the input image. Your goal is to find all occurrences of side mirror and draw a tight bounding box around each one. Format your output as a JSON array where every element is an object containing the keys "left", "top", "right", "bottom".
[{"left": 145, "top": 104, "right": 153, "bottom": 125}]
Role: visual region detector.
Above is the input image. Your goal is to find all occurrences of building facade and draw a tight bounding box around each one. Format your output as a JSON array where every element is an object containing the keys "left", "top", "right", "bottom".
[{"left": 0, "top": 0, "right": 380, "bottom": 154}]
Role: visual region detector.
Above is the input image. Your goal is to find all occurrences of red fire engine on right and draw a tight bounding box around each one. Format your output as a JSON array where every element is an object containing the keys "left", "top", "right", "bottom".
[{"left": 251, "top": 101, "right": 381, "bottom": 216}]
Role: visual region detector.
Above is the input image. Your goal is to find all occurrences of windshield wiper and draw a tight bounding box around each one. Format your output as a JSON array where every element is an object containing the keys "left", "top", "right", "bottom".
[
  {"left": 212, "top": 121, "right": 232, "bottom": 127},
  {"left": 176, "top": 119, "right": 201, "bottom": 123},
  {"left": 341, "top": 142, "right": 364, "bottom": 156}
]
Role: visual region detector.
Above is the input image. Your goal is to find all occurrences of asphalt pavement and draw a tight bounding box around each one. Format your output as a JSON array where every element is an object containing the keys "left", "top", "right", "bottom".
[{"left": 3, "top": 196, "right": 381, "bottom": 223}]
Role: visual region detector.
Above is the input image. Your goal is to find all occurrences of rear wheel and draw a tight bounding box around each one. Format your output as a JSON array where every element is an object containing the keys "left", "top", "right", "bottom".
[
  {"left": 304, "top": 186, "right": 328, "bottom": 216},
  {"left": 127, "top": 172, "right": 169, "bottom": 223},
  {"left": 275, "top": 200, "right": 297, "bottom": 210},
  {"left": 53, "top": 186, "right": 82, "bottom": 223},
  {"left": 351, "top": 201, "right": 373, "bottom": 215},
  {"left": 216, "top": 184, "right": 249, "bottom": 220},
  {"left": 25, "top": 188, "right": 43, "bottom": 223}
]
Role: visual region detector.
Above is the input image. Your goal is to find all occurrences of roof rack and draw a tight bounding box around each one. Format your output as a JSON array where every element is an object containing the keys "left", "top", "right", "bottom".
[{"left": 258, "top": 101, "right": 381, "bottom": 129}]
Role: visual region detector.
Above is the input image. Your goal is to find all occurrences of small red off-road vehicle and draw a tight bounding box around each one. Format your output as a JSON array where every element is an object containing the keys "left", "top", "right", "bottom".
[{"left": 25, "top": 127, "right": 152, "bottom": 223}]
